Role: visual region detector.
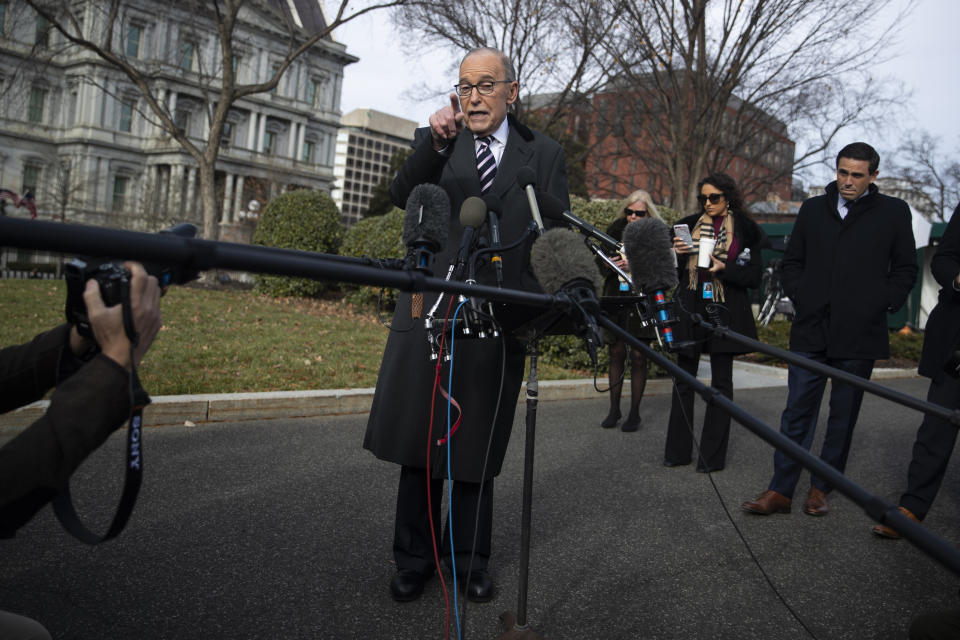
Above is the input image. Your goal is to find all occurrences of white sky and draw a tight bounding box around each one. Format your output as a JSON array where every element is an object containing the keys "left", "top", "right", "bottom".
[{"left": 330, "top": 0, "right": 960, "bottom": 184}]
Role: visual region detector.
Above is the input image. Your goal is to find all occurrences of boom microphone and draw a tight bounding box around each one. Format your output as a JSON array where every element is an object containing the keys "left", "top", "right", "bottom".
[
  {"left": 517, "top": 166, "right": 545, "bottom": 233},
  {"left": 536, "top": 191, "right": 621, "bottom": 252},
  {"left": 530, "top": 228, "right": 604, "bottom": 363},
  {"left": 455, "top": 196, "right": 488, "bottom": 279},
  {"left": 622, "top": 217, "right": 684, "bottom": 349},
  {"left": 622, "top": 217, "right": 678, "bottom": 292},
  {"left": 402, "top": 184, "right": 450, "bottom": 271}
]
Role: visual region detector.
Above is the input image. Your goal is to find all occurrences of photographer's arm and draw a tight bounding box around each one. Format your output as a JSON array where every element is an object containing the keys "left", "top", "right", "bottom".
[{"left": 0, "top": 263, "right": 161, "bottom": 537}]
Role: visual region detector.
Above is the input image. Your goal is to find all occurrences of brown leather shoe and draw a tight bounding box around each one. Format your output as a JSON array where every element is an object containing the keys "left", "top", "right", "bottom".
[
  {"left": 741, "top": 490, "right": 791, "bottom": 515},
  {"left": 804, "top": 487, "right": 828, "bottom": 516},
  {"left": 872, "top": 506, "right": 920, "bottom": 539}
]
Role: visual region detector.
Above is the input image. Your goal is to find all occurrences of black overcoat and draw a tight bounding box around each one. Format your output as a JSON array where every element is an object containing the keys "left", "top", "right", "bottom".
[
  {"left": 919, "top": 203, "right": 960, "bottom": 382},
  {"left": 363, "top": 116, "right": 569, "bottom": 482},
  {"left": 671, "top": 211, "right": 766, "bottom": 354},
  {"left": 781, "top": 182, "right": 918, "bottom": 360}
]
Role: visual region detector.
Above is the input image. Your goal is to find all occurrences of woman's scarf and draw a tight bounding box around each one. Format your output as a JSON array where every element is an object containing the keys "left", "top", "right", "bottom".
[{"left": 686, "top": 212, "right": 735, "bottom": 302}]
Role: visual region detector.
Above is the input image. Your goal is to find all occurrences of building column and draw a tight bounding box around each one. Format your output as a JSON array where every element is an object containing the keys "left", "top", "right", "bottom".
[
  {"left": 143, "top": 165, "right": 156, "bottom": 217},
  {"left": 169, "top": 164, "right": 185, "bottom": 218},
  {"left": 247, "top": 112, "right": 258, "bottom": 151},
  {"left": 258, "top": 116, "right": 268, "bottom": 154},
  {"left": 233, "top": 174, "right": 245, "bottom": 216},
  {"left": 296, "top": 122, "right": 306, "bottom": 161},
  {"left": 222, "top": 173, "right": 234, "bottom": 223},
  {"left": 157, "top": 166, "right": 169, "bottom": 217},
  {"left": 185, "top": 167, "right": 197, "bottom": 218}
]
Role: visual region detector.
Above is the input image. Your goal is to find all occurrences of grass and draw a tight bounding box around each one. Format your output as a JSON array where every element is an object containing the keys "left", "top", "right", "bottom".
[{"left": 0, "top": 279, "right": 589, "bottom": 396}]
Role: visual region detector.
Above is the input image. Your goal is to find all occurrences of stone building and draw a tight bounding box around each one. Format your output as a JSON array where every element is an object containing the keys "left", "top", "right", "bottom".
[
  {"left": 331, "top": 108, "right": 417, "bottom": 226},
  {"left": 0, "top": 0, "right": 354, "bottom": 247}
]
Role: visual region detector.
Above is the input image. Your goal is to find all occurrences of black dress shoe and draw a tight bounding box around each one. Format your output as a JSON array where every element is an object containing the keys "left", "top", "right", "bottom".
[
  {"left": 459, "top": 570, "right": 494, "bottom": 603},
  {"left": 600, "top": 410, "right": 621, "bottom": 428},
  {"left": 390, "top": 570, "right": 427, "bottom": 602},
  {"left": 663, "top": 459, "right": 690, "bottom": 467},
  {"left": 620, "top": 415, "right": 641, "bottom": 432}
]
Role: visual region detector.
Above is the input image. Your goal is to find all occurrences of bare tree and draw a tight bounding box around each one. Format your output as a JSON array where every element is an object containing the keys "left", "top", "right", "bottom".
[
  {"left": 888, "top": 130, "right": 960, "bottom": 222},
  {"left": 598, "top": 0, "right": 910, "bottom": 210},
  {"left": 24, "top": 0, "right": 406, "bottom": 240}
]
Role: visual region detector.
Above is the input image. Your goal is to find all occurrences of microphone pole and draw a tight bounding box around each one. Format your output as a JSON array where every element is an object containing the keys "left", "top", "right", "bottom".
[{"left": 597, "top": 314, "right": 960, "bottom": 577}]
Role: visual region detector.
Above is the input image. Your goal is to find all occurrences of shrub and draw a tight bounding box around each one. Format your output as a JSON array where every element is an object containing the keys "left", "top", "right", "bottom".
[
  {"left": 340, "top": 207, "right": 406, "bottom": 308},
  {"left": 252, "top": 190, "right": 344, "bottom": 298}
]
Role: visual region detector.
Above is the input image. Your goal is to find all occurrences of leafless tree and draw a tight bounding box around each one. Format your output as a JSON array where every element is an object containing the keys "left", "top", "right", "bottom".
[
  {"left": 888, "top": 130, "right": 960, "bottom": 222},
  {"left": 23, "top": 0, "right": 406, "bottom": 240}
]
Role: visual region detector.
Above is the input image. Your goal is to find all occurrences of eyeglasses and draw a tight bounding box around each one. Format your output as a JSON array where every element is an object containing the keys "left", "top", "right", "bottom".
[
  {"left": 697, "top": 193, "right": 725, "bottom": 205},
  {"left": 624, "top": 208, "right": 648, "bottom": 217},
  {"left": 454, "top": 80, "right": 513, "bottom": 97}
]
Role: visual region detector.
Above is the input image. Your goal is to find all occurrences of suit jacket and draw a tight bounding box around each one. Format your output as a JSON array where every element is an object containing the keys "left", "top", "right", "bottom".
[
  {"left": 363, "top": 115, "right": 569, "bottom": 481},
  {"left": 782, "top": 182, "right": 918, "bottom": 360},
  {"left": 919, "top": 203, "right": 960, "bottom": 382}
]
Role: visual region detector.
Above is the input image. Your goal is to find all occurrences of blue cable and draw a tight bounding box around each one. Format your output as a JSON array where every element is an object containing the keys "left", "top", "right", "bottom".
[{"left": 447, "top": 299, "right": 467, "bottom": 640}]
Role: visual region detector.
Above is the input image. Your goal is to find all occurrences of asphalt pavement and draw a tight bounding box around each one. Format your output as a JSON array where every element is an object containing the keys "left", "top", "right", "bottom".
[{"left": 3, "top": 369, "right": 959, "bottom": 640}]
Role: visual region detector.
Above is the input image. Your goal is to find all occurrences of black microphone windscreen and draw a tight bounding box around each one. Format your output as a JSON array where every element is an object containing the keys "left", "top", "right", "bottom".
[
  {"left": 622, "top": 217, "right": 679, "bottom": 292},
  {"left": 530, "top": 228, "right": 603, "bottom": 295},
  {"left": 460, "top": 196, "right": 488, "bottom": 228},
  {"left": 482, "top": 194, "right": 503, "bottom": 215},
  {"left": 535, "top": 191, "right": 567, "bottom": 222},
  {"left": 402, "top": 184, "right": 450, "bottom": 248},
  {"left": 517, "top": 166, "right": 537, "bottom": 189}
]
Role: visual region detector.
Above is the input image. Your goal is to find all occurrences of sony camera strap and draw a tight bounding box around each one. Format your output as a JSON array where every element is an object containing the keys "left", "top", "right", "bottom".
[{"left": 52, "top": 283, "right": 149, "bottom": 544}]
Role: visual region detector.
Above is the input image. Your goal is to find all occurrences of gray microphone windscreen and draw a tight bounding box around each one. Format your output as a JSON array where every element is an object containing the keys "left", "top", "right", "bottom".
[
  {"left": 482, "top": 194, "right": 503, "bottom": 215},
  {"left": 622, "top": 217, "right": 679, "bottom": 292},
  {"left": 460, "top": 196, "right": 488, "bottom": 228},
  {"left": 517, "top": 166, "right": 537, "bottom": 189},
  {"left": 530, "top": 228, "right": 603, "bottom": 295},
  {"left": 402, "top": 184, "right": 450, "bottom": 248}
]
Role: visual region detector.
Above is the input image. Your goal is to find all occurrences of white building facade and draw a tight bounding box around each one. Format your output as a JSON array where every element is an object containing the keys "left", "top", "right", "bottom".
[{"left": 0, "top": 0, "right": 355, "bottom": 245}]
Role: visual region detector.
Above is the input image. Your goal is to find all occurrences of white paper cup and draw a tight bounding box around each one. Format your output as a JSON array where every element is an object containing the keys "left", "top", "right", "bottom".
[{"left": 697, "top": 238, "right": 716, "bottom": 268}]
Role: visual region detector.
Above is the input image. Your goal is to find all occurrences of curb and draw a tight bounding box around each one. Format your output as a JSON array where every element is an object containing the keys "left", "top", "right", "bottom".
[{"left": 0, "top": 364, "right": 919, "bottom": 434}]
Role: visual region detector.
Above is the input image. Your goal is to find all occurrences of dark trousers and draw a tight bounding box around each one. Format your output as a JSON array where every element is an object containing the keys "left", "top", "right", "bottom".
[
  {"left": 393, "top": 465, "right": 493, "bottom": 576},
  {"left": 664, "top": 350, "right": 734, "bottom": 470},
  {"left": 900, "top": 374, "right": 960, "bottom": 520},
  {"left": 769, "top": 352, "right": 874, "bottom": 498}
]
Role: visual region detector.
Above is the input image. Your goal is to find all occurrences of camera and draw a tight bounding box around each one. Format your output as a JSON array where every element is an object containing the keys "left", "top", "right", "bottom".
[{"left": 64, "top": 223, "right": 199, "bottom": 338}]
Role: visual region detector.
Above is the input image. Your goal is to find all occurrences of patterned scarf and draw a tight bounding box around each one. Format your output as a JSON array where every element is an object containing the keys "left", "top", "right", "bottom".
[{"left": 686, "top": 212, "right": 735, "bottom": 302}]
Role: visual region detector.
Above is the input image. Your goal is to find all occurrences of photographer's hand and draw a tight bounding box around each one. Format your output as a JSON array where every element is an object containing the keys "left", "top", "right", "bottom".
[{"left": 84, "top": 262, "right": 162, "bottom": 370}]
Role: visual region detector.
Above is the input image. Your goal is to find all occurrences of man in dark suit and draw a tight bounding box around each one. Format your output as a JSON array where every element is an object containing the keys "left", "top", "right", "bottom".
[
  {"left": 742, "top": 142, "right": 918, "bottom": 517},
  {"left": 872, "top": 202, "right": 960, "bottom": 539},
  {"left": 363, "top": 47, "right": 569, "bottom": 602}
]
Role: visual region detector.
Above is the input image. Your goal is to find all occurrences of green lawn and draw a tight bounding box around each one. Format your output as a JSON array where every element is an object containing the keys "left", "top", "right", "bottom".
[{"left": 0, "top": 279, "right": 589, "bottom": 395}]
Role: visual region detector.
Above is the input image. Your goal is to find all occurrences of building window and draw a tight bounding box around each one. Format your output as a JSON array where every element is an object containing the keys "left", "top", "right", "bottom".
[
  {"left": 302, "top": 140, "right": 315, "bottom": 163},
  {"left": 307, "top": 79, "right": 321, "bottom": 106},
  {"left": 22, "top": 163, "right": 42, "bottom": 195},
  {"left": 0, "top": 4, "right": 6, "bottom": 35},
  {"left": 28, "top": 86, "right": 47, "bottom": 123},
  {"left": 179, "top": 41, "right": 195, "bottom": 71},
  {"left": 220, "top": 121, "right": 233, "bottom": 148},
  {"left": 119, "top": 97, "right": 135, "bottom": 132},
  {"left": 35, "top": 14, "right": 51, "bottom": 47},
  {"left": 126, "top": 24, "right": 141, "bottom": 58},
  {"left": 173, "top": 108, "right": 191, "bottom": 135},
  {"left": 112, "top": 175, "right": 130, "bottom": 211},
  {"left": 263, "top": 130, "right": 276, "bottom": 155},
  {"left": 269, "top": 64, "right": 281, "bottom": 95}
]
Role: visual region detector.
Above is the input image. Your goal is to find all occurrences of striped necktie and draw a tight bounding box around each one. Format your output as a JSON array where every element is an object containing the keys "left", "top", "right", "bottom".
[{"left": 476, "top": 136, "right": 497, "bottom": 194}]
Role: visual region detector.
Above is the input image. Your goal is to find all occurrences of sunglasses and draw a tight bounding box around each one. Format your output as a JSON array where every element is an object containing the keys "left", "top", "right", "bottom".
[
  {"left": 624, "top": 208, "right": 648, "bottom": 217},
  {"left": 697, "top": 193, "right": 725, "bottom": 205}
]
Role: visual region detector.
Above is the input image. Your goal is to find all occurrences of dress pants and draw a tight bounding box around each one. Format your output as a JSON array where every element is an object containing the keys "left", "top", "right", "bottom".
[
  {"left": 900, "top": 374, "right": 960, "bottom": 520},
  {"left": 393, "top": 465, "right": 493, "bottom": 577},
  {"left": 769, "top": 352, "right": 874, "bottom": 498},
  {"left": 664, "top": 350, "right": 734, "bottom": 470}
]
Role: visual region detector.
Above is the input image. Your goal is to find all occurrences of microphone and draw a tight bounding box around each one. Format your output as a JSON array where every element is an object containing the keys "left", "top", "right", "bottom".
[
  {"left": 454, "top": 196, "right": 488, "bottom": 279},
  {"left": 403, "top": 184, "right": 450, "bottom": 319},
  {"left": 622, "top": 217, "right": 685, "bottom": 349},
  {"left": 517, "top": 166, "right": 545, "bottom": 233},
  {"left": 482, "top": 194, "right": 504, "bottom": 287},
  {"left": 536, "top": 191, "right": 621, "bottom": 252},
  {"left": 529, "top": 228, "right": 604, "bottom": 363}
]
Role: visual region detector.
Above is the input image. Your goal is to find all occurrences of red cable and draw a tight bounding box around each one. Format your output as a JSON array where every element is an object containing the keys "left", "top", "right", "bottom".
[{"left": 425, "top": 295, "right": 456, "bottom": 640}]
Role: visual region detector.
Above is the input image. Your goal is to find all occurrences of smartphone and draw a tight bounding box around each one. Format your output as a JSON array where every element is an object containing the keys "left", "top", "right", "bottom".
[{"left": 673, "top": 223, "right": 693, "bottom": 247}]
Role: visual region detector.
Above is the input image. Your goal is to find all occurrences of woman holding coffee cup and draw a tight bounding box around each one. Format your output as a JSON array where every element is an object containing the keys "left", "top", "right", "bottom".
[{"left": 663, "top": 172, "right": 767, "bottom": 472}]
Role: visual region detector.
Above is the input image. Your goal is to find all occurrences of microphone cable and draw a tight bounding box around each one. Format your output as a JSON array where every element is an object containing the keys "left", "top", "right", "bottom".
[
  {"left": 665, "top": 305, "right": 820, "bottom": 640},
  {"left": 446, "top": 298, "right": 470, "bottom": 640}
]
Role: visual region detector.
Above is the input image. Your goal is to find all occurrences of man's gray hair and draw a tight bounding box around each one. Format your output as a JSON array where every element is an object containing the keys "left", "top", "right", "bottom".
[{"left": 461, "top": 47, "right": 517, "bottom": 82}]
